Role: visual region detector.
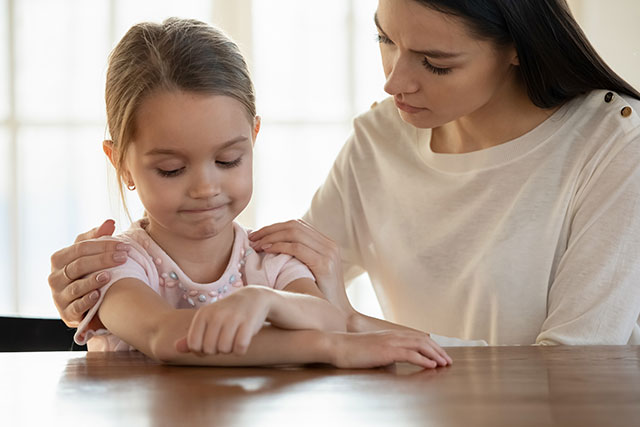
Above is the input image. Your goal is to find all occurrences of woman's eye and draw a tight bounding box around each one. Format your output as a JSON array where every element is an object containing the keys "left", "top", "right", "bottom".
[
  {"left": 156, "top": 167, "right": 185, "bottom": 177},
  {"left": 422, "top": 58, "right": 452, "bottom": 76},
  {"left": 216, "top": 157, "right": 242, "bottom": 169},
  {"left": 375, "top": 34, "right": 392, "bottom": 45}
]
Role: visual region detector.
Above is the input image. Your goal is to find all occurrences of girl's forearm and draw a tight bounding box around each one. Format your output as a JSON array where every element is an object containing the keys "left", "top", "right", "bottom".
[{"left": 151, "top": 311, "right": 334, "bottom": 366}]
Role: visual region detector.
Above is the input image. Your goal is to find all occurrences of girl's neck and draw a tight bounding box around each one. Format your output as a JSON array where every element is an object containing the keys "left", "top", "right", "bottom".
[
  {"left": 431, "top": 73, "right": 560, "bottom": 154},
  {"left": 145, "top": 220, "right": 235, "bottom": 284}
]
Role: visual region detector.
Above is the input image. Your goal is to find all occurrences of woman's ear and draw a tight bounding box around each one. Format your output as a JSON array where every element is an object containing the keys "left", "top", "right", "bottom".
[
  {"left": 509, "top": 45, "right": 520, "bottom": 66},
  {"left": 252, "top": 116, "right": 261, "bottom": 146},
  {"left": 102, "top": 140, "right": 118, "bottom": 167}
]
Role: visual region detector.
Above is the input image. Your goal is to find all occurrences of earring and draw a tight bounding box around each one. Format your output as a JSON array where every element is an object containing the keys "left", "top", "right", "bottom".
[{"left": 127, "top": 183, "right": 136, "bottom": 191}]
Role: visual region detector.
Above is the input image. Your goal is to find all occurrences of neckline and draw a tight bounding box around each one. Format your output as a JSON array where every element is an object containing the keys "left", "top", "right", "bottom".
[
  {"left": 416, "top": 95, "right": 582, "bottom": 174},
  {"left": 135, "top": 219, "right": 248, "bottom": 287}
]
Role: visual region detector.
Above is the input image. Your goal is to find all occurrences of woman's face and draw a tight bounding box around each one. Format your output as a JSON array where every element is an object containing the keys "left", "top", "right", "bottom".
[{"left": 376, "top": 0, "right": 520, "bottom": 129}]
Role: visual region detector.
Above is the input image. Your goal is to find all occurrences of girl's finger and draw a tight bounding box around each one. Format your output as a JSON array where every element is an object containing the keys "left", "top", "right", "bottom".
[
  {"left": 232, "top": 323, "right": 253, "bottom": 355},
  {"left": 201, "top": 319, "right": 222, "bottom": 355},
  {"left": 216, "top": 321, "right": 239, "bottom": 354},
  {"left": 187, "top": 314, "right": 207, "bottom": 353}
]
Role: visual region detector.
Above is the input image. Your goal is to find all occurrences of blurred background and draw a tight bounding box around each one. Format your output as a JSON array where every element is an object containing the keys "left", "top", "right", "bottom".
[{"left": 0, "top": 0, "right": 638, "bottom": 318}]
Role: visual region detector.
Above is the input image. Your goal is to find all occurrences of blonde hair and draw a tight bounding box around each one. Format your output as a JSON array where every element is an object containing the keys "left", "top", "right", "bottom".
[{"left": 105, "top": 17, "right": 256, "bottom": 212}]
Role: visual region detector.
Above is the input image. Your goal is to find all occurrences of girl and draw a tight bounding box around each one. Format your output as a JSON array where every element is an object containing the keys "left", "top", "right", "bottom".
[{"left": 71, "top": 17, "right": 450, "bottom": 368}]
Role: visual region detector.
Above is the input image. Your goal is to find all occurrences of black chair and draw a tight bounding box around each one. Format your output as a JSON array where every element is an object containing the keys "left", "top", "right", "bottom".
[{"left": 0, "top": 316, "right": 87, "bottom": 352}]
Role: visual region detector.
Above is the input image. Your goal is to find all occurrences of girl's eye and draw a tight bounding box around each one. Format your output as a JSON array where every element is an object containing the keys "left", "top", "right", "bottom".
[
  {"left": 375, "top": 34, "right": 392, "bottom": 45},
  {"left": 156, "top": 167, "right": 185, "bottom": 178},
  {"left": 422, "top": 58, "right": 452, "bottom": 76},
  {"left": 216, "top": 157, "right": 242, "bottom": 169}
]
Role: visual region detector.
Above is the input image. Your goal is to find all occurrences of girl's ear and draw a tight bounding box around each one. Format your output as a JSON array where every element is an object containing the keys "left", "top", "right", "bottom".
[
  {"left": 103, "top": 140, "right": 134, "bottom": 187},
  {"left": 252, "top": 116, "right": 261, "bottom": 146}
]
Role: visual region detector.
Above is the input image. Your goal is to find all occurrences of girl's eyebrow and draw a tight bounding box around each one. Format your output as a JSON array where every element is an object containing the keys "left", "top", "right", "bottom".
[
  {"left": 144, "top": 136, "right": 249, "bottom": 156},
  {"left": 373, "top": 11, "right": 463, "bottom": 59}
]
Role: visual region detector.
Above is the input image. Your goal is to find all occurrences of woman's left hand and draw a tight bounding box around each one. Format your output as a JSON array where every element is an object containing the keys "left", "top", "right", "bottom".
[{"left": 248, "top": 219, "right": 353, "bottom": 314}]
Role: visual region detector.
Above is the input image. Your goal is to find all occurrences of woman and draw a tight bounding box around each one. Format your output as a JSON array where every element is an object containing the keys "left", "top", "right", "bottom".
[{"left": 50, "top": 0, "right": 640, "bottom": 345}]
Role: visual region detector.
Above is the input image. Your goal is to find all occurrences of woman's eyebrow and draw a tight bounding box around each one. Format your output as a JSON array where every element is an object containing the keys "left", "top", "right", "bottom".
[{"left": 374, "top": 11, "right": 463, "bottom": 59}]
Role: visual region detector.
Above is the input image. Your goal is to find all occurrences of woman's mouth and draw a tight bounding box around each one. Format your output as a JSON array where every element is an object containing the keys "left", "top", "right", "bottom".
[{"left": 394, "top": 98, "right": 429, "bottom": 114}]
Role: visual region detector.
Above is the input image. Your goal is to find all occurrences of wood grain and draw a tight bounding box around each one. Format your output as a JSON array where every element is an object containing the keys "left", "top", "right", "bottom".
[{"left": 1, "top": 346, "right": 638, "bottom": 426}]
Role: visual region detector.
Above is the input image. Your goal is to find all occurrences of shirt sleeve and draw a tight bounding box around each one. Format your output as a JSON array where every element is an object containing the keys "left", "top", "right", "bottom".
[
  {"left": 74, "top": 245, "right": 154, "bottom": 346},
  {"left": 302, "top": 131, "right": 367, "bottom": 285},
  {"left": 264, "top": 254, "right": 316, "bottom": 290},
  {"left": 537, "top": 132, "right": 640, "bottom": 345}
]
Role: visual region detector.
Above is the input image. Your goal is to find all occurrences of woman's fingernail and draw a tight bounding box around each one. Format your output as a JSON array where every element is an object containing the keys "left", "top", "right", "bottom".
[
  {"left": 90, "top": 291, "right": 100, "bottom": 301},
  {"left": 116, "top": 243, "right": 130, "bottom": 251},
  {"left": 261, "top": 244, "right": 272, "bottom": 250},
  {"left": 113, "top": 252, "right": 127, "bottom": 262},
  {"left": 96, "top": 272, "right": 109, "bottom": 283}
]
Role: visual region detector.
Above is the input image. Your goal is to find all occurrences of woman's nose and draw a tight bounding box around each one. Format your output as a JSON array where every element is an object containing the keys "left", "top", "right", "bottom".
[{"left": 383, "top": 53, "right": 420, "bottom": 96}]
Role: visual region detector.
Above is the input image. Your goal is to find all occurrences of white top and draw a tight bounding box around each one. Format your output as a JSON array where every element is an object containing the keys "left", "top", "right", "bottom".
[{"left": 304, "top": 90, "right": 640, "bottom": 345}]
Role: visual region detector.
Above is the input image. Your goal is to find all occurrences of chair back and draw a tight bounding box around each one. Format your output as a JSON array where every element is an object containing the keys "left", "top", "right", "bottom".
[{"left": 0, "top": 316, "right": 86, "bottom": 352}]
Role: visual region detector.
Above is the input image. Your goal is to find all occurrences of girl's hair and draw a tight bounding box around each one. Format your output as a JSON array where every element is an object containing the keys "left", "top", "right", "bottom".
[
  {"left": 105, "top": 17, "right": 255, "bottom": 211},
  {"left": 412, "top": 0, "right": 640, "bottom": 108}
]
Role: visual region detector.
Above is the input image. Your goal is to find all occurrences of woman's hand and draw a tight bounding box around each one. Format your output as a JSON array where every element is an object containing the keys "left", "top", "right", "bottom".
[
  {"left": 176, "top": 286, "right": 273, "bottom": 356},
  {"left": 248, "top": 219, "right": 353, "bottom": 313},
  {"left": 331, "top": 330, "right": 452, "bottom": 369},
  {"left": 48, "top": 219, "right": 129, "bottom": 327}
]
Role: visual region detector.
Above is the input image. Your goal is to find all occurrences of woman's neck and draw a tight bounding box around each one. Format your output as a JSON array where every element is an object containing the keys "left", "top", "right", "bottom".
[
  {"left": 145, "top": 221, "right": 235, "bottom": 284},
  {"left": 431, "top": 75, "right": 560, "bottom": 154}
]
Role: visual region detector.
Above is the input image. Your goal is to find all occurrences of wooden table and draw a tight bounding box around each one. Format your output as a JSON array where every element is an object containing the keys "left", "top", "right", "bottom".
[{"left": 1, "top": 346, "right": 638, "bottom": 426}]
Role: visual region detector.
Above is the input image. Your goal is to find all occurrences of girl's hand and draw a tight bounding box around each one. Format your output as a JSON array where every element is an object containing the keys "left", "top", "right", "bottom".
[
  {"left": 331, "top": 330, "right": 452, "bottom": 369},
  {"left": 48, "top": 219, "right": 128, "bottom": 327},
  {"left": 176, "top": 286, "right": 273, "bottom": 356},
  {"left": 248, "top": 219, "right": 353, "bottom": 313}
]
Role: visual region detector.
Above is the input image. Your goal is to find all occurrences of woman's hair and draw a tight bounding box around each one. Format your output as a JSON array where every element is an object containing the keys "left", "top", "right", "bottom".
[
  {"left": 412, "top": 0, "right": 640, "bottom": 108},
  {"left": 105, "top": 17, "right": 255, "bottom": 210}
]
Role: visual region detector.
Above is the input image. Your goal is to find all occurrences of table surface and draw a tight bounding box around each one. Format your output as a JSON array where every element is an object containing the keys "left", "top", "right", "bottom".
[{"left": 1, "top": 346, "right": 638, "bottom": 427}]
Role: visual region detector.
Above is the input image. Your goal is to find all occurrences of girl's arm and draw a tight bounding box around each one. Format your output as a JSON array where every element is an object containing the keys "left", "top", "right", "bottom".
[{"left": 97, "top": 278, "right": 447, "bottom": 368}]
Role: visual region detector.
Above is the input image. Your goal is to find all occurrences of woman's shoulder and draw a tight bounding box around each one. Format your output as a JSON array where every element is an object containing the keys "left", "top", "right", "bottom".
[{"left": 572, "top": 90, "right": 640, "bottom": 136}]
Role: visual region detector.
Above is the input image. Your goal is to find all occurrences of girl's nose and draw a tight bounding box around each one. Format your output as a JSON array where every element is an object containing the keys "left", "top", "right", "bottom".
[{"left": 189, "top": 168, "right": 221, "bottom": 199}]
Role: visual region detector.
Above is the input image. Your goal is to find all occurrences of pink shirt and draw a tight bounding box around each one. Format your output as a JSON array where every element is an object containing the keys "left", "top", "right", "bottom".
[{"left": 75, "top": 220, "right": 315, "bottom": 351}]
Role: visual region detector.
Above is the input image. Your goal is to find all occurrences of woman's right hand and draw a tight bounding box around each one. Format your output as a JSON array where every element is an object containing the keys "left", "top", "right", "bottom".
[
  {"left": 48, "top": 219, "right": 129, "bottom": 327},
  {"left": 248, "top": 219, "right": 354, "bottom": 314},
  {"left": 331, "top": 329, "right": 452, "bottom": 369}
]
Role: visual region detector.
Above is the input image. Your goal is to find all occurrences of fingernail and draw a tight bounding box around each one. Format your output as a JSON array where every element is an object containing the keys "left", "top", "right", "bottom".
[
  {"left": 113, "top": 252, "right": 127, "bottom": 262},
  {"left": 90, "top": 291, "right": 100, "bottom": 301},
  {"left": 116, "top": 243, "right": 130, "bottom": 251},
  {"left": 96, "top": 272, "right": 109, "bottom": 283},
  {"left": 261, "top": 243, "right": 272, "bottom": 250}
]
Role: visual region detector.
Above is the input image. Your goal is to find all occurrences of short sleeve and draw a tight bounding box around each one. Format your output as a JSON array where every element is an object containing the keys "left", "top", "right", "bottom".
[
  {"left": 74, "top": 246, "right": 156, "bottom": 346},
  {"left": 537, "top": 132, "right": 640, "bottom": 345},
  {"left": 263, "top": 254, "right": 315, "bottom": 290}
]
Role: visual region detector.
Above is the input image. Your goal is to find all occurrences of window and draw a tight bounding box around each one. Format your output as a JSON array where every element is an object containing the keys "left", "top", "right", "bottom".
[{"left": 1, "top": 0, "right": 638, "bottom": 319}]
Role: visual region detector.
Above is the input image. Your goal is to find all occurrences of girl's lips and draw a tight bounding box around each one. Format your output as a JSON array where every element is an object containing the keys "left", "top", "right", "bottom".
[{"left": 394, "top": 98, "right": 429, "bottom": 114}]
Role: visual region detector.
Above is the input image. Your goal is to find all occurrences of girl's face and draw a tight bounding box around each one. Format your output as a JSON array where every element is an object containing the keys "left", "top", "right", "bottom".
[
  {"left": 122, "top": 90, "right": 256, "bottom": 242},
  {"left": 376, "top": 0, "right": 520, "bottom": 129}
]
